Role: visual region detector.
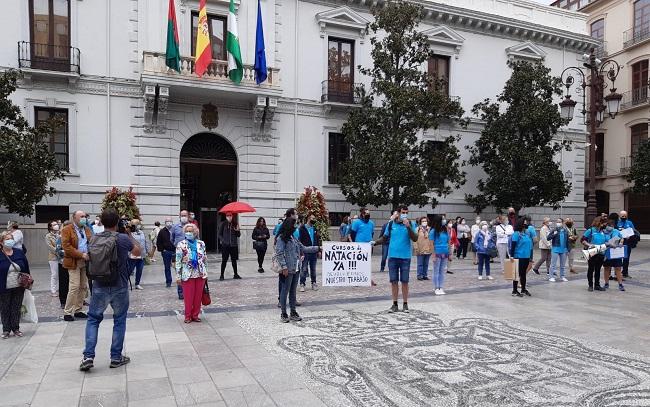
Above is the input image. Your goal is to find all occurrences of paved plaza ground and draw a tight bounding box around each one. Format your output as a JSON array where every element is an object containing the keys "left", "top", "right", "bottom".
[{"left": 1, "top": 244, "right": 650, "bottom": 406}]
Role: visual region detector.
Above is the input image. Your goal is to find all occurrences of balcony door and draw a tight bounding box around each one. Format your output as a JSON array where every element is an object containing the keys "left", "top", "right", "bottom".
[
  {"left": 632, "top": 60, "right": 648, "bottom": 104},
  {"left": 29, "top": 0, "right": 70, "bottom": 71},
  {"left": 327, "top": 38, "right": 355, "bottom": 103}
]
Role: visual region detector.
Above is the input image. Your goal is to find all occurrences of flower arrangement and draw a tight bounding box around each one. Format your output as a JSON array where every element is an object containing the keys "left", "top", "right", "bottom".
[
  {"left": 296, "top": 186, "right": 330, "bottom": 241},
  {"left": 101, "top": 186, "right": 141, "bottom": 220}
]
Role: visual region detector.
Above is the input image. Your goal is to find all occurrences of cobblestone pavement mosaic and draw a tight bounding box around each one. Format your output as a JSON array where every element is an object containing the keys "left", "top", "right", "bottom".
[{"left": 29, "top": 244, "right": 650, "bottom": 321}]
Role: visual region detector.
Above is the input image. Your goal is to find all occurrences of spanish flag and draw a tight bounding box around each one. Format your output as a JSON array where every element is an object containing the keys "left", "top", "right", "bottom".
[{"left": 194, "top": 0, "right": 212, "bottom": 77}]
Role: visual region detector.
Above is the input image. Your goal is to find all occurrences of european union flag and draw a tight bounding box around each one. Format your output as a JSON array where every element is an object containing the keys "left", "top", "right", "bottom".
[{"left": 254, "top": 0, "right": 268, "bottom": 85}]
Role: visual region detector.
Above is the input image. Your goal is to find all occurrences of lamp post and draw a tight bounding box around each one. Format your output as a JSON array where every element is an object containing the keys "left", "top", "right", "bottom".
[{"left": 559, "top": 49, "right": 622, "bottom": 226}]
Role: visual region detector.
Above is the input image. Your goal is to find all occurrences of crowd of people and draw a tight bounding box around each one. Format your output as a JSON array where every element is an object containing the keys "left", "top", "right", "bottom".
[{"left": 0, "top": 204, "right": 641, "bottom": 372}]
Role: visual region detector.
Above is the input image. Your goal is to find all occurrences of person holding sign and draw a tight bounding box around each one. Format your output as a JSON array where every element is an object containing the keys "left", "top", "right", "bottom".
[
  {"left": 275, "top": 217, "right": 320, "bottom": 323},
  {"left": 581, "top": 217, "right": 608, "bottom": 292},
  {"left": 602, "top": 213, "right": 625, "bottom": 292},
  {"left": 372, "top": 206, "right": 417, "bottom": 313}
]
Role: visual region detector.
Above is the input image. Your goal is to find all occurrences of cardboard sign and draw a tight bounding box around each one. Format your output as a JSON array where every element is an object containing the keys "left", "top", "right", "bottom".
[
  {"left": 606, "top": 246, "right": 626, "bottom": 260},
  {"left": 322, "top": 242, "right": 372, "bottom": 287},
  {"left": 621, "top": 228, "right": 635, "bottom": 239}
]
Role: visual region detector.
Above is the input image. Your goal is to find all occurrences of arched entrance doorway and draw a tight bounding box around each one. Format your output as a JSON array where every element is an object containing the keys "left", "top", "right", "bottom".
[{"left": 180, "top": 133, "right": 237, "bottom": 252}]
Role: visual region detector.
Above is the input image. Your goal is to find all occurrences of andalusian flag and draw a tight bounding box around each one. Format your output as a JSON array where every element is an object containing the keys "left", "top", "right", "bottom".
[
  {"left": 165, "top": 0, "right": 180, "bottom": 72},
  {"left": 226, "top": 0, "right": 243, "bottom": 83},
  {"left": 194, "top": 0, "right": 212, "bottom": 77}
]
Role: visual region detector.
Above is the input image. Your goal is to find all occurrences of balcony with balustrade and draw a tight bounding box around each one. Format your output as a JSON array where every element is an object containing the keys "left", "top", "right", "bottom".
[
  {"left": 620, "top": 87, "right": 649, "bottom": 112},
  {"left": 620, "top": 156, "right": 634, "bottom": 175},
  {"left": 142, "top": 51, "right": 281, "bottom": 98},
  {"left": 624, "top": 23, "right": 650, "bottom": 50}
]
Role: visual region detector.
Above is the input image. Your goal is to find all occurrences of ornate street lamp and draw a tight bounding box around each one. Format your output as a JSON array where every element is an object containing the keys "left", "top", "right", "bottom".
[{"left": 559, "top": 49, "right": 622, "bottom": 225}]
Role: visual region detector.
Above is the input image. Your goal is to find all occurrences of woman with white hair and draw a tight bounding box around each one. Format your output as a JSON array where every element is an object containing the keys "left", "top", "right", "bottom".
[
  {"left": 0, "top": 230, "right": 31, "bottom": 339},
  {"left": 533, "top": 217, "right": 552, "bottom": 275},
  {"left": 175, "top": 224, "right": 207, "bottom": 323}
]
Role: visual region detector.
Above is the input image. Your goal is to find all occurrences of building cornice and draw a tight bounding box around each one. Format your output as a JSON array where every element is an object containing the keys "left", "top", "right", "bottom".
[
  {"left": 9, "top": 71, "right": 143, "bottom": 98},
  {"left": 301, "top": 0, "right": 599, "bottom": 53}
]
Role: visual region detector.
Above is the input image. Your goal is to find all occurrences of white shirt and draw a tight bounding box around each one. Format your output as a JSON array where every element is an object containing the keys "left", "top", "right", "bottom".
[
  {"left": 495, "top": 223, "right": 513, "bottom": 244},
  {"left": 12, "top": 229, "right": 23, "bottom": 250},
  {"left": 470, "top": 224, "right": 480, "bottom": 243},
  {"left": 92, "top": 224, "right": 105, "bottom": 234}
]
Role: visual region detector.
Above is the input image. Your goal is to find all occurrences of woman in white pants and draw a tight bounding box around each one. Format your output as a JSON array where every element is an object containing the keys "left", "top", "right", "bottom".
[
  {"left": 44, "top": 220, "right": 61, "bottom": 297},
  {"left": 495, "top": 215, "right": 513, "bottom": 269}
]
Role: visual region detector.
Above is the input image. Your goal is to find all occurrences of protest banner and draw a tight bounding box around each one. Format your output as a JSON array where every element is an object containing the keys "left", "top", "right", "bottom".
[{"left": 322, "top": 242, "right": 372, "bottom": 287}]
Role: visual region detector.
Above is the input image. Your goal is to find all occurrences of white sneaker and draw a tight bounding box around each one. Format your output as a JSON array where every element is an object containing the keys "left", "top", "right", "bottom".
[
  {"left": 549, "top": 278, "right": 556, "bottom": 282},
  {"left": 299, "top": 285, "right": 305, "bottom": 292},
  {"left": 135, "top": 285, "right": 144, "bottom": 290},
  {"left": 487, "top": 276, "right": 494, "bottom": 280},
  {"left": 438, "top": 289, "right": 446, "bottom": 295},
  {"left": 311, "top": 283, "right": 318, "bottom": 291},
  {"left": 478, "top": 276, "right": 483, "bottom": 280},
  {"left": 434, "top": 289, "right": 441, "bottom": 295},
  {"left": 561, "top": 277, "right": 569, "bottom": 282}
]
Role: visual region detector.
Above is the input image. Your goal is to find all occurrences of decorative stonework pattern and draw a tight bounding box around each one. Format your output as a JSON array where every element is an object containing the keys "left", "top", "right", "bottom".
[{"left": 239, "top": 307, "right": 650, "bottom": 407}]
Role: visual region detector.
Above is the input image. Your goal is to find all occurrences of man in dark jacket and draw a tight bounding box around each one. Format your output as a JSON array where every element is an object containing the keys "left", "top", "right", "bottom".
[
  {"left": 219, "top": 213, "right": 241, "bottom": 280},
  {"left": 297, "top": 214, "right": 321, "bottom": 292},
  {"left": 156, "top": 217, "right": 175, "bottom": 288}
]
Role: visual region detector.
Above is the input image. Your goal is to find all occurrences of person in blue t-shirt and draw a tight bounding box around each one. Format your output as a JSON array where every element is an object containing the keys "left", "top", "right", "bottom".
[
  {"left": 430, "top": 215, "right": 451, "bottom": 296},
  {"left": 509, "top": 218, "right": 533, "bottom": 297},
  {"left": 617, "top": 210, "right": 636, "bottom": 278},
  {"left": 547, "top": 218, "right": 571, "bottom": 282},
  {"left": 602, "top": 213, "right": 626, "bottom": 292},
  {"left": 581, "top": 217, "right": 608, "bottom": 291},
  {"left": 373, "top": 206, "right": 417, "bottom": 313},
  {"left": 351, "top": 208, "right": 375, "bottom": 243}
]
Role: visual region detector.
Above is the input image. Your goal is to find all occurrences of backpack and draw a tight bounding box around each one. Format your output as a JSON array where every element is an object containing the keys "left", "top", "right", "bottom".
[{"left": 87, "top": 231, "right": 119, "bottom": 285}]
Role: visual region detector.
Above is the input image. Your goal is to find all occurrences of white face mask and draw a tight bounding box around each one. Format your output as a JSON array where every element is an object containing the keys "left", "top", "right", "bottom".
[
  {"left": 481, "top": 225, "right": 488, "bottom": 231},
  {"left": 475, "top": 219, "right": 481, "bottom": 224},
  {"left": 180, "top": 216, "right": 188, "bottom": 224},
  {"left": 421, "top": 222, "right": 428, "bottom": 227},
  {"left": 461, "top": 221, "right": 466, "bottom": 225},
  {"left": 52, "top": 225, "right": 60, "bottom": 232},
  {"left": 556, "top": 223, "right": 562, "bottom": 228}
]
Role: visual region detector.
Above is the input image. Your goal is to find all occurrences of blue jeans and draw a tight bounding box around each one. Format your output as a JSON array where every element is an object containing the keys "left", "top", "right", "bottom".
[
  {"left": 162, "top": 250, "right": 174, "bottom": 287},
  {"left": 477, "top": 253, "right": 491, "bottom": 276},
  {"left": 279, "top": 272, "right": 299, "bottom": 314},
  {"left": 388, "top": 258, "right": 411, "bottom": 283},
  {"left": 416, "top": 254, "right": 431, "bottom": 279},
  {"left": 432, "top": 255, "right": 448, "bottom": 289},
  {"left": 128, "top": 258, "right": 144, "bottom": 285},
  {"left": 300, "top": 253, "right": 317, "bottom": 286},
  {"left": 550, "top": 252, "right": 568, "bottom": 278},
  {"left": 380, "top": 244, "right": 389, "bottom": 272},
  {"left": 83, "top": 286, "right": 129, "bottom": 361}
]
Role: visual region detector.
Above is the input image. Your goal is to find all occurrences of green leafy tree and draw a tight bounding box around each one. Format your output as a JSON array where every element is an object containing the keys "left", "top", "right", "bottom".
[
  {"left": 0, "top": 70, "right": 64, "bottom": 216},
  {"left": 465, "top": 60, "right": 572, "bottom": 215},
  {"left": 339, "top": 1, "right": 466, "bottom": 210},
  {"left": 628, "top": 140, "right": 650, "bottom": 194}
]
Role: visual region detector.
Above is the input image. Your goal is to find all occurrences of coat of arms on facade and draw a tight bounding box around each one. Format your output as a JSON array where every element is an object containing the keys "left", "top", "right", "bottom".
[{"left": 201, "top": 102, "right": 218, "bottom": 130}]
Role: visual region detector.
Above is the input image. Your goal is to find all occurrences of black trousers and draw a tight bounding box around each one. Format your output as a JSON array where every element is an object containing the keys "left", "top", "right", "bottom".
[
  {"left": 513, "top": 258, "right": 530, "bottom": 292},
  {"left": 256, "top": 249, "right": 266, "bottom": 269},
  {"left": 220, "top": 245, "right": 239, "bottom": 276},
  {"left": 58, "top": 265, "right": 69, "bottom": 307},
  {"left": 0, "top": 288, "right": 25, "bottom": 333},
  {"left": 457, "top": 238, "right": 469, "bottom": 259},
  {"left": 587, "top": 254, "right": 605, "bottom": 287},
  {"left": 622, "top": 245, "right": 632, "bottom": 276}
]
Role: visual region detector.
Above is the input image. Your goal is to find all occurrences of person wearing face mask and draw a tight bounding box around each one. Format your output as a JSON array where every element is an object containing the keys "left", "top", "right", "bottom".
[
  {"left": 474, "top": 221, "right": 496, "bottom": 280},
  {"left": 470, "top": 216, "right": 481, "bottom": 265},
  {"left": 581, "top": 217, "right": 608, "bottom": 292},
  {"left": 602, "top": 213, "right": 625, "bottom": 291},
  {"left": 189, "top": 212, "right": 199, "bottom": 227},
  {"left": 456, "top": 218, "right": 470, "bottom": 260},
  {"left": 495, "top": 215, "right": 514, "bottom": 270},
  {"left": 429, "top": 215, "right": 452, "bottom": 295},
  {"left": 509, "top": 218, "right": 533, "bottom": 297},
  {"left": 295, "top": 214, "right": 321, "bottom": 292},
  {"left": 415, "top": 217, "right": 433, "bottom": 281},
  {"left": 92, "top": 216, "right": 104, "bottom": 235},
  {"left": 157, "top": 217, "right": 177, "bottom": 288},
  {"left": 61, "top": 211, "right": 92, "bottom": 321},
  {"left": 45, "top": 220, "right": 61, "bottom": 297},
  {"left": 351, "top": 208, "right": 375, "bottom": 244},
  {"left": 507, "top": 207, "right": 517, "bottom": 226},
  {"left": 148, "top": 221, "right": 161, "bottom": 263},
  {"left": 175, "top": 224, "right": 207, "bottom": 323},
  {"left": 171, "top": 210, "right": 191, "bottom": 299},
  {"left": 128, "top": 219, "right": 147, "bottom": 290},
  {"left": 546, "top": 218, "right": 570, "bottom": 282},
  {"left": 219, "top": 212, "right": 241, "bottom": 280},
  {"left": 617, "top": 210, "right": 638, "bottom": 279},
  {"left": 564, "top": 218, "right": 578, "bottom": 273},
  {"left": 533, "top": 217, "right": 552, "bottom": 275},
  {"left": 0, "top": 230, "right": 31, "bottom": 339}
]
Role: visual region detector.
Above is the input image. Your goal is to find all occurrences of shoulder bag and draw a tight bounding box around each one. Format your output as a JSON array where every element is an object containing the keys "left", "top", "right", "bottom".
[{"left": 4, "top": 252, "right": 33, "bottom": 289}]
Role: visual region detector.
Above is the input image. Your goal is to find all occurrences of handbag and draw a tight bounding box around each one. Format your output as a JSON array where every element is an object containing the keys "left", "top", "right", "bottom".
[
  {"left": 271, "top": 252, "right": 282, "bottom": 273},
  {"left": 503, "top": 259, "right": 519, "bottom": 281},
  {"left": 487, "top": 246, "right": 498, "bottom": 258},
  {"left": 253, "top": 240, "right": 266, "bottom": 251},
  {"left": 4, "top": 252, "right": 33, "bottom": 289},
  {"left": 201, "top": 280, "right": 211, "bottom": 306}
]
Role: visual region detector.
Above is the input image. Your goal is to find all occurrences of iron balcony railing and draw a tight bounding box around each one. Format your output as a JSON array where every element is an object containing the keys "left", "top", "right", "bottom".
[
  {"left": 18, "top": 41, "right": 80, "bottom": 74},
  {"left": 620, "top": 88, "right": 649, "bottom": 111},
  {"left": 595, "top": 160, "right": 607, "bottom": 177},
  {"left": 594, "top": 41, "right": 607, "bottom": 58},
  {"left": 321, "top": 80, "right": 363, "bottom": 104},
  {"left": 620, "top": 156, "right": 634, "bottom": 174},
  {"left": 624, "top": 23, "right": 650, "bottom": 49}
]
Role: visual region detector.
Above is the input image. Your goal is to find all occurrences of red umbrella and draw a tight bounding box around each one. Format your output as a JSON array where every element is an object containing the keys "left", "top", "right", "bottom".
[{"left": 218, "top": 201, "right": 256, "bottom": 214}]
